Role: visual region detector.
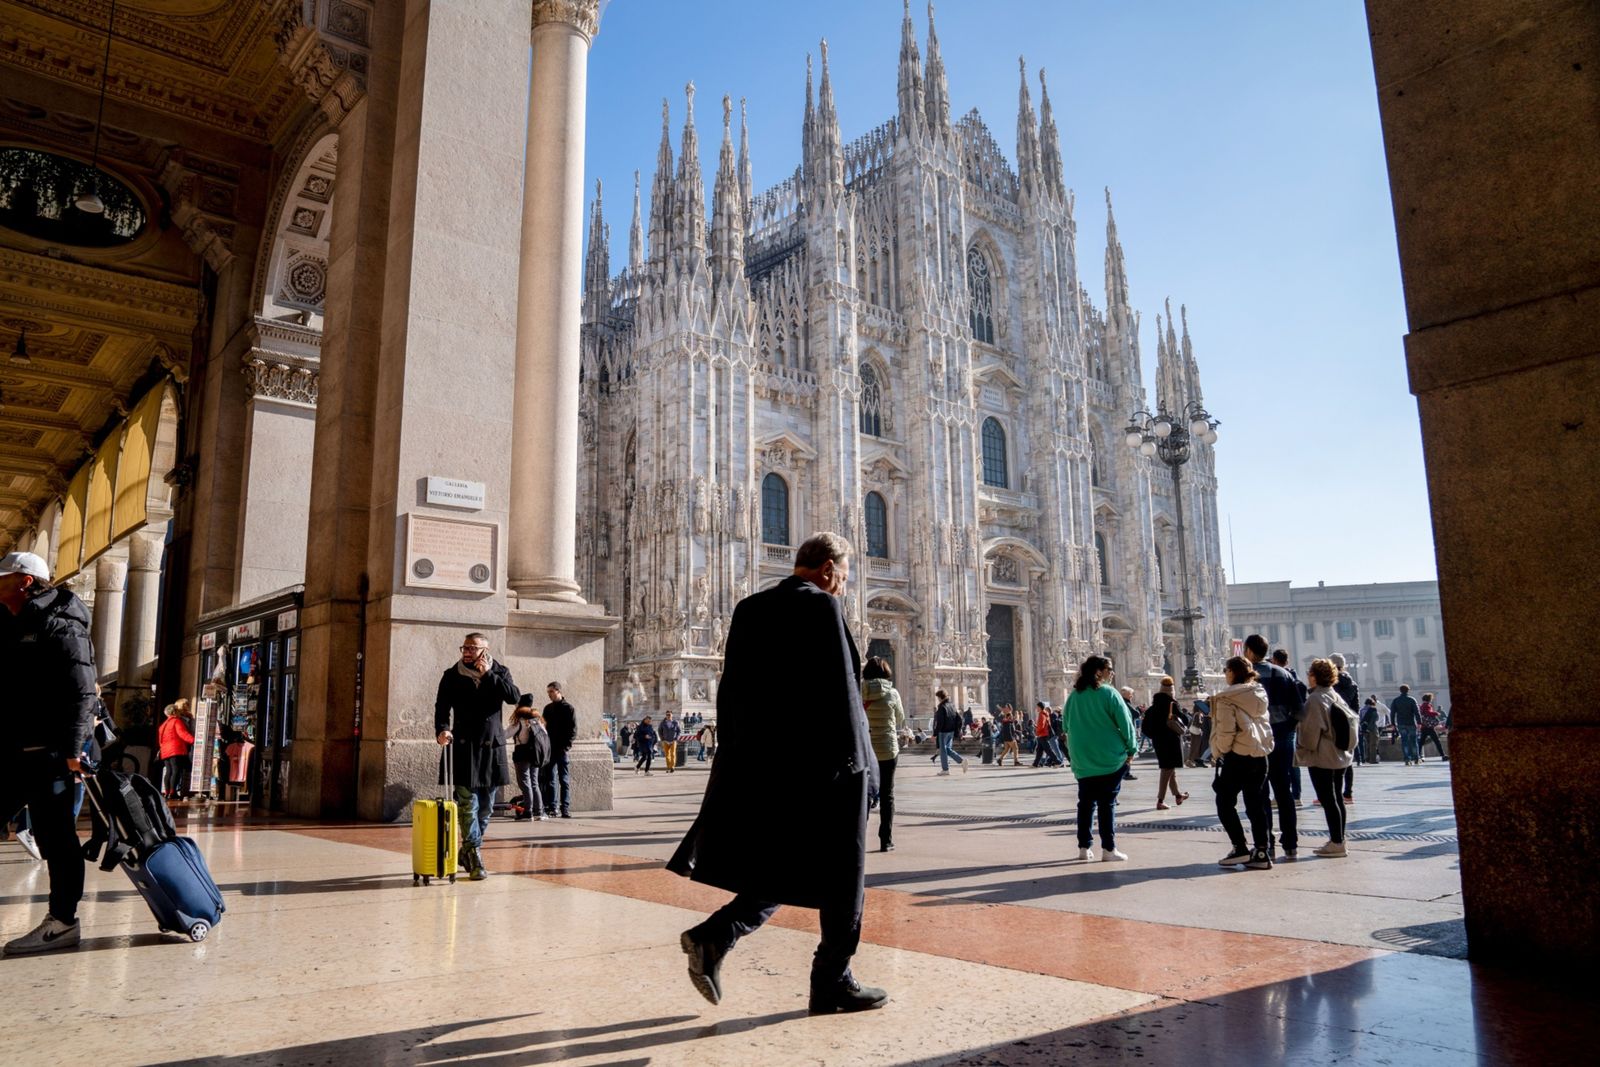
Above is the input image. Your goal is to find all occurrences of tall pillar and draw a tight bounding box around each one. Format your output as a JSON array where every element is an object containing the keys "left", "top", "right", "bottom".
[
  {"left": 508, "top": 0, "right": 601, "bottom": 602},
  {"left": 1367, "top": 0, "right": 1600, "bottom": 966},
  {"left": 116, "top": 527, "right": 167, "bottom": 695},
  {"left": 90, "top": 546, "right": 128, "bottom": 678}
]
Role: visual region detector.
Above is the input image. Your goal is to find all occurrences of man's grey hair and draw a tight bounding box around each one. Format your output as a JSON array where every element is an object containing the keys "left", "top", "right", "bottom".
[
  {"left": 794, "top": 532, "right": 852, "bottom": 570},
  {"left": 1329, "top": 653, "right": 1347, "bottom": 669}
]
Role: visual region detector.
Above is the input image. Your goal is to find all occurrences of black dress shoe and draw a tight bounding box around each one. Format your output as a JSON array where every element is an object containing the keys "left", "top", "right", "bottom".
[
  {"left": 808, "top": 974, "right": 889, "bottom": 1015},
  {"left": 681, "top": 931, "right": 727, "bottom": 1005}
]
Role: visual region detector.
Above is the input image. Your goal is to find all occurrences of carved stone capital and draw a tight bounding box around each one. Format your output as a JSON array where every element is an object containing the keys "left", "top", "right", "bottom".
[
  {"left": 274, "top": 0, "right": 371, "bottom": 126},
  {"left": 532, "top": 0, "right": 602, "bottom": 42},
  {"left": 243, "top": 357, "right": 320, "bottom": 407}
]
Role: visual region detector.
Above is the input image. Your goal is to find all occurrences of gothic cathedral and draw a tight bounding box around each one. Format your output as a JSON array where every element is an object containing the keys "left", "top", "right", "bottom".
[{"left": 577, "top": 6, "right": 1227, "bottom": 720}]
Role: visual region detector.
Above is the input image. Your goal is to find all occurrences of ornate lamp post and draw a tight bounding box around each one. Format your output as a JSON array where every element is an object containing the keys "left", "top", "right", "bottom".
[{"left": 1124, "top": 400, "right": 1219, "bottom": 692}]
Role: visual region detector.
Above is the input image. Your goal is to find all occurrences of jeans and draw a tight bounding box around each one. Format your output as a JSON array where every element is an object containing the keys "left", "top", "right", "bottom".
[
  {"left": 1398, "top": 725, "right": 1419, "bottom": 763},
  {"left": 876, "top": 757, "right": 898, "bottom": 847},
  {"left": 454, "top": 785, "right": 495, "bottom": 850},
  {"left": 512, "top": 757, "right": 543, "bottom": 816},
  {"left": 1075, "top": 769, "right": 1124, "bottom": 850},
  {"left": 937, "top": 731, "right": 964, "bottom": 772},
  {"left": 540, "top": 749, "right": 573, "bottom": 814},
  {"left": 1214, "top": 753, "right": 1271, "bottom": 853},
  {"left": 1, "top": 752, "right": 85, "bottom": 922},
  {"left": 1267, "top": 722, "right": 1299, "bottom": 853},
  {"left": 1308, "top": 766, "right": 1347, "bottom": 843}
]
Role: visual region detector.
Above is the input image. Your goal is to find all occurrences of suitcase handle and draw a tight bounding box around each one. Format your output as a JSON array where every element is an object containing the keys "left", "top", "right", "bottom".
[{"left": 439, "top": 741, "right": 453, "bottom": 798}]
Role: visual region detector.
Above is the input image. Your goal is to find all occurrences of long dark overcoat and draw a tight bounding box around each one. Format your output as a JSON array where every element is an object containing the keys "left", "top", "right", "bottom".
[
  {"left": 666, "top": 575, "right": 875, "bottom": 910},
  {"left": 434, "top": 661, "right": 518, "bottom": 789}
]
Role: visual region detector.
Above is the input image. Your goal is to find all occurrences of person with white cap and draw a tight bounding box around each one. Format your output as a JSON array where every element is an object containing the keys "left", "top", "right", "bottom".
[{"left": 0, "top": 550, "right": 98, "bottom": 955}]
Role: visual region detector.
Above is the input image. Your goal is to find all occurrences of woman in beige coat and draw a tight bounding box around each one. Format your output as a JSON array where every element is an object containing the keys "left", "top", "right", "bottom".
[
  {"left": 1211, "top": 656, "right": 1276, "bottom": 870},
  {"left": 1296, "top": 658, "right": 1357, "bottom": 857}
]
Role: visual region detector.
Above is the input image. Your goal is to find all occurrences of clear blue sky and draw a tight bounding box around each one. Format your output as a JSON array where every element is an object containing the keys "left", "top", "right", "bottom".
[{"left": 580, "top": 1, "right": 1435, "bottom": 588}]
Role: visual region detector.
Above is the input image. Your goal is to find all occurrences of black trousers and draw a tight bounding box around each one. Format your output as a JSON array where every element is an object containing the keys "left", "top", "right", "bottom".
[
  {"left": 1214, "top": 752, "right": 1271, "bottom": 853},
  {"left": 1266, "top": 723, "right": 1299, "bottom": 852},
  {"left": 875, "top": 757, "right": 898, "bottom": 847},
  {"left": 1308, "top": 766, "right": 1347, "bottom": 843},
  {"left": 1419, "top": 727, "right": 1447, "bottom": 759},
  {"left": 1, "top": 751, "right": 84, "bottom": 923}
]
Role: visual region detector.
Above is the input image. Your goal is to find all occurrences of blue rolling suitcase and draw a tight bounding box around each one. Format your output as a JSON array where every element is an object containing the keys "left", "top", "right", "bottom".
[{"left": 82, "top": 767, "right": 226, "bottom": 942}]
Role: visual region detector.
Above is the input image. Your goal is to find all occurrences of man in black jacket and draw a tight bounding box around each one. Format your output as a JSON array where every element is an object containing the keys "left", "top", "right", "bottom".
[
  {"left": 1329, "top": 653, "right": 1360, "bottom": 801},
  {"left": 540, "top": 682, "right": 578, "bottom": 817},
  {"left": 669, "top": 532, "right": 886, "bottom": 1015},
  {"left": 435, "top": 632, "right": 519, "bottom": 880},
  {"left": 0, "top": 552, "right": 96, "bottom": 955},
  {"left": 1245, "top": 635, "right": 1305, "bottom": 860}
]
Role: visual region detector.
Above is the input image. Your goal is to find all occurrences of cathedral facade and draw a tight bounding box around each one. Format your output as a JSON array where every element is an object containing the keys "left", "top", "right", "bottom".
[{"left": 577, "top": 6, "right": 1228, "bottom": 720}]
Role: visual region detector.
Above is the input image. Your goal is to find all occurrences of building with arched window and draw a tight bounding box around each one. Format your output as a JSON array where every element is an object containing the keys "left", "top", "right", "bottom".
[{"left": 577, "top": 6, "right": 1226, "bottom": 716}]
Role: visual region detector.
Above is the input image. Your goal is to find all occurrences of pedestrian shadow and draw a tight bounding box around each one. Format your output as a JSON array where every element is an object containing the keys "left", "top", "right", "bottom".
[
  {"left": 1380, "top": 840, "right": 1459, "bottom": 863},
  {"left": 900, "top": 861, "right": 1224, "bottom": 905},
  {"left": 68, "top": 932, "right": 189, "bottom": 953},
  {"left": 1372, "top": 918, "right": 1468, "bottom": 958},
  {"left": 220, "top": 873, "right": 414, "bottom": 896},
  {"left": 156, "top": 1010, "right": 806, "bottom": 1066},
  {"left": 520, "top": 860, "right": 663, "bottom": 876}
]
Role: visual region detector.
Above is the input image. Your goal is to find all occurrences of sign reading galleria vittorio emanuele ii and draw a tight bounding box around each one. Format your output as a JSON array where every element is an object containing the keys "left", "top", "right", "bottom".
[{"left": 574, "top": 7, "right": 1228, "bottom": 718}]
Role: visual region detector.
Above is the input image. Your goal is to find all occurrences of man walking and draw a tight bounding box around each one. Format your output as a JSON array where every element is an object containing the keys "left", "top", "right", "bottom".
[
  {"left": 932, "top": 690, "right": 966, "bottom": 775},
  {"left": 660, "top": 711, "right": 682, "bottom": 773},
  {"left": 541, "top": 682, "right": 577, "bottom": 817},
  {"left": 669, "top": 533, "right": 886, "bottom": 1015},
  {"left": 1245, "top": 634, "right": 1304, "bottom": 860},
  {"left": 1360, "top": 697, "right": 1383, "bottom": 764},
  {"left": 435, "top": 632, "right": 519, "bottom": 880},
  {"left": 0, "top": 552, "right": 96, "bottom": 955},
  {"left": 1391, "top": 685, "right": 1422, "bottom": 765}
]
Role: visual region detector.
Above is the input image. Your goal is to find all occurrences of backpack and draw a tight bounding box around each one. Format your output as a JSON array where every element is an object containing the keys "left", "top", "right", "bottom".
[
  {"left": 82, "top": 768, "right": 178, "bottom": 871},
  {"left": 1328, "top": 697, "right": 1357, "bottom": 754}
]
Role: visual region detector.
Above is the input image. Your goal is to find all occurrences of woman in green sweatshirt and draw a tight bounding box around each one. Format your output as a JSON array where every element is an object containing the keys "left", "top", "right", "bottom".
[{"left": 1064, "top": 655, "right": 1138, "bottom": 862}]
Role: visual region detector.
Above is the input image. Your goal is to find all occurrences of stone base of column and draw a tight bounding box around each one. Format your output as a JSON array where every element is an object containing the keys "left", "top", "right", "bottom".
[
  {"left": 509, "top": 578, "right": 587, "bottom": 604},
  {"left": 502, "top": 600, "right": 620, "bottom": 813}
]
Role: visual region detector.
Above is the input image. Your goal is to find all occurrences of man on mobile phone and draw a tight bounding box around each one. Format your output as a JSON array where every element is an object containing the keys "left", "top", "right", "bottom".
[{"left": 435, "top": 632, "right": 519, "bottom": 880}]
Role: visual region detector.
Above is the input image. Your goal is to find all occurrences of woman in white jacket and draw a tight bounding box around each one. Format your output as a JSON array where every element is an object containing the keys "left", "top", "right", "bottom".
[
  {"left": 1210, "top": 656, "right": 1276, "bottom": 870},
  {"left": 1296, "top": 659, "right": 1357, "bottom": 857}
]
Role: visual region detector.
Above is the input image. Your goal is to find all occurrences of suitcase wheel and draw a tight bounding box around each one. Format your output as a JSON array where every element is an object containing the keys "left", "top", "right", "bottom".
[
  {"left": 413, "top": 874, "right": 420, "bottom": 887},
  {"left": 188, "top": 922, "right": 210, "bottom": 943},
  {"left": 422, "top": 875, "right": 431, "bottom": 886},
  {"left": 448, "top": 874, "right": 456, "bottom": 884}
]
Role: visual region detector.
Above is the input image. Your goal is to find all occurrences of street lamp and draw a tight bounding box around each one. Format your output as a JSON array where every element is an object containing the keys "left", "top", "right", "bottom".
[{"left": 1125, "top": 400, "right": 1220, "bottom": 692}]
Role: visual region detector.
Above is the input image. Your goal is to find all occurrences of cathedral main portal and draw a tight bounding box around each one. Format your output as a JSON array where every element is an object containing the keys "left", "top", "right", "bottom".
[{"left": 985, "top": 605, "right": 1017, "bottom": 713}]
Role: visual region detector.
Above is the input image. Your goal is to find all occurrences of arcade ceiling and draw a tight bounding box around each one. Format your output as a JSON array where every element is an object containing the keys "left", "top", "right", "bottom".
[{"left": 0, "top": 0, "right": 359, "bottom": 552}]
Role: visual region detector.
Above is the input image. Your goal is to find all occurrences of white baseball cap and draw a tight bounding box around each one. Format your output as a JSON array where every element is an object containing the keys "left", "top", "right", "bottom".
[{"left": 0, "top": 551, "right": 50, "bottom": 581}]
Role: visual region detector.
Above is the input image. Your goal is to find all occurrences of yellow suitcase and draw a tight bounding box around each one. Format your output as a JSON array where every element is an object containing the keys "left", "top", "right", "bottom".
[{"left": 412, "top": 745, "right": 458, "bottom": 885}]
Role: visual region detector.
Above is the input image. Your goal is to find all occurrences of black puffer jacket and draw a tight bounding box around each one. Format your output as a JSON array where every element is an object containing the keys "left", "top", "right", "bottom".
[{"left": 0, "top": 586, "right": 97, "bottom": 758}]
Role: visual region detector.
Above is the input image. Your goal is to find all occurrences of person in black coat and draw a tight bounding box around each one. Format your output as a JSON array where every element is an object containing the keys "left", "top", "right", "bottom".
[
  {"left": 633, "top": 716, "right": 658, "bottom": 774},
  {"left": 540, "top": 682, "right": 578, "bottom": 818},
  {"left": 435, "top": 631, "right": 519, "bottom": 880},
  {"left": 1140, "top": 677, "right": 1190, "bottom": 809},
  {"left": 669, "top": 533, "right": 887, "bottom": 1016}
]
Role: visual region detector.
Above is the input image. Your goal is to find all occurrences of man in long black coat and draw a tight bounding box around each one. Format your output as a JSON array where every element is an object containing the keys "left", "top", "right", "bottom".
[
  {"left": 435, "top": 631, "right": 518, "bottom": 880},
  {"left": 668, "top": 533, "right": 886, "bottom": 1015}
]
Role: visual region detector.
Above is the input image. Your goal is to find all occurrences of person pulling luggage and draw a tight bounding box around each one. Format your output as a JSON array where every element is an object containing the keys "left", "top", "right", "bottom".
[
  {"left": 0, "top": 551, "right": 97, "bottom": 955},
  {"left": 435, "top": 632, "right": 520, "bottom": 881}
]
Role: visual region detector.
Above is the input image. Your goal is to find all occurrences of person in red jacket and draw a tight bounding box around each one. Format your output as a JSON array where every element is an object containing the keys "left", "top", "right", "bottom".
[{"left": 158, "top": 700, "right": 195, "bottom": 799}]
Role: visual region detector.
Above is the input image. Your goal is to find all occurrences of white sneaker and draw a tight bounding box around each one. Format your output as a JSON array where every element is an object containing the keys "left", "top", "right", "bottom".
[
  {"left": 1077, "top": 848, "right": 1095, "bottom": 861},
  {"left": 1313, "top": 842, "right": 1348, "bottom": 857},
  {"left": 1102, "top": 849, "right": 1129, "bottom": 862},
  {"left": 3, "top": 914, "right": 79, "bottom": 956},
  {"left": 935, "top": 770, "right": 950, "bottom": 776},
  {"left": 15, "top": 829, "right": 40, "bottom": 861}
]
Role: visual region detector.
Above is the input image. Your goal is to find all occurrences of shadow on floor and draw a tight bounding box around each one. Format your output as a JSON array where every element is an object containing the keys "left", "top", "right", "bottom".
[
  {"left": 161, "top": 1010, "right": 806, "bottom": 1066},
  {"left": 219, "top": 873, "right": 416, "bottom": 896},
  {"left": 1371, "top": 918, "right": 1468, "bottom": 958},
  {"left": 887, "top": 862, "right": 1226, "bottom": 905}
]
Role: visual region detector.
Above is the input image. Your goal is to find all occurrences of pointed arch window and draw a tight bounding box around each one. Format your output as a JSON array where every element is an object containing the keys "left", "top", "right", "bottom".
[
  {"left": 859, "top": 363, "right": 884, "bottom": 437},
  {"left": 1089, "top": 428, "right": 1106, "bottom": 487},
  {"left": 1155, "top": 545, "right": 1167, "bottom": 593},
  {"left": 1095, "top": 532, "right": 1110, "bottom": 588},
  {"left": 864, "top": 492, "right": 889, "bottom": 559},
  {"left": 967, "top": 246, "right": 995, "bottom": 344},
  {"left": 761, "top": 473, "right": 790, "bottom": 546},
  {"left": 981, "top": 417, "right": 1008, "bottom": 488}
]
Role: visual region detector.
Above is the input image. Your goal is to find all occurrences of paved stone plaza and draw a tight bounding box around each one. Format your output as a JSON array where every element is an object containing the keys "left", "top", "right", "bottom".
[{"left": 1, "top": 756, "right": 1588, "bottom": 1065}]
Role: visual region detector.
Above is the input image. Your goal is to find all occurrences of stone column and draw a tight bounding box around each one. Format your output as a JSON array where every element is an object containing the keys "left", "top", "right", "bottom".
[
  {"left": 90, "top": 546, "right": 128, "bottom": 678},
  {"left": 116, "top": 527, "right": 167, "bottom": 692},
  {"left": 1366, "top": 0, "right": 1600, "bottom": 967},
  {"left": 508, "top": 0, "right": 601, "bottom": 603}
]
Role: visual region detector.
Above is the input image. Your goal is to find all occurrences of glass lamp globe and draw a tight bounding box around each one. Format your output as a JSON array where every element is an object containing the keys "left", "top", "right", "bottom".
[
  {"left": 1124, "top": 430, "right": 1143, "bottom": 447},
  {"left": 1190, "top": 418, "right": 1209, "bottom": 435},
  {"left": 1153, "top": 420, "right": 1173, "bottom": 438},
  {"left": 1139, "top": 440, "right": 1158, "bottom": 457},
  {"left": 1202, "top": 428, "right": 1218, "bottom": 445},
  {"left": 74, "top": 191, "right": 105, "bottom": 214}
]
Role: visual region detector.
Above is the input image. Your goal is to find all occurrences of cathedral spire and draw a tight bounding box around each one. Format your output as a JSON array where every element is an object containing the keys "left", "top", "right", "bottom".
[
  {"left": 1180, "top": 303, "right": 1203, "bottom": 403},
  {"left": 801, "top": 53, "right": 816, "bottom": 192},
  {"left": 1104, "top": 187, "right": 1129, "bottom": 311},
  {"left": 628, "top": 169, "right": 643, "bottom": 273},
  {"left": 738, "top": 97, "right": 752, "bottom": 233},
  {"left": 674, "top": 81, "right": 706, "bottom": 266},
  {"left": 712, "top": 93, "right": 745, "bottom": 290},
  {"left": 1016, "top": 56, "right": 1042, "bottom": 201},
  {"left": 896, "top": 0, "right": 924, "bottom": 138},
  {"left": 1157, "top": 298, "right": 1185, "bottom": 412},
  {"left": 648, "top": 99, "right": 674, "bottom": 270},
  {"left": 583, "top": 180, "right": 609, "bottom": 321},
  {"left": 924, "top": 2, "right": 950, "bottom": 136},
  {"left": 1038, "top": 68, "right": 1065, "bottom": 199}
]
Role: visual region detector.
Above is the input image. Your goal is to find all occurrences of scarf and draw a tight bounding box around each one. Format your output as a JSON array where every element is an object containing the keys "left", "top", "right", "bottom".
[{"left": 456, "top": 656, "right": 493, "bottom": 687}]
